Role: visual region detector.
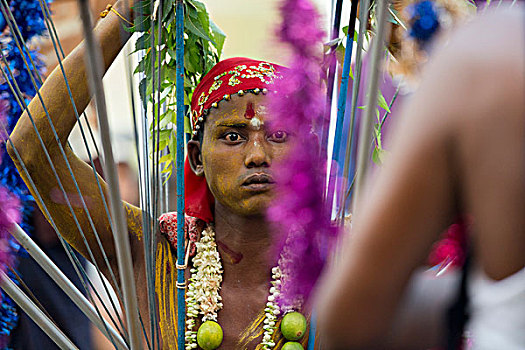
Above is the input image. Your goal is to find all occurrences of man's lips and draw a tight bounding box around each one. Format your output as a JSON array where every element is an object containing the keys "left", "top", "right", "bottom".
[{"left": 241, "top": 173, "right": 275, "bottom": 190}]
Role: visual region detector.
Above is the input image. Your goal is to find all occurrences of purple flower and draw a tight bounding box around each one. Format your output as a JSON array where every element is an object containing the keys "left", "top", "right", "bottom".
[
  {"left": 0, "top": 100, "right": 19, "bottom": 290},
  {"left": 268, "top": 0, "right": 339, "bottom": 310},
  {"left": 0, "top": 186, "right": 20, "bottom": 276}
]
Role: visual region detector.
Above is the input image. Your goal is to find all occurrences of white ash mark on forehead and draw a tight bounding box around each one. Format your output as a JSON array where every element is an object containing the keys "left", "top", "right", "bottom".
[
  {"left": 256, "top": 105, "right": 268, "bottom": 115},
  {"left": 250, "top": 117, "right": 263, "bottom": 130}
]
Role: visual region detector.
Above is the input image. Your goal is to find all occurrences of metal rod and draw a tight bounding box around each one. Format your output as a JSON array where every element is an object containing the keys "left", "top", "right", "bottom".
[
  {"left": 0, "top": 271, "right": 80, "bottom": 350},
  {"left": 352, "top": 0, "right": 391, "bottom": 210},
  {"left": 175, "top": 1, "right": 186, "bottom": 348},
  {"left": 307, "top": 312, "right": 317, "bottom": 350},
  {"left": 339, "top": 0, "right": 370, "bottom": 219},
  {"left": 1, "top": 121, "right": 130, "bottom": 345},
  {"left": 34, "top": 2, "right": 130, "bottom": 313},
  {"left": 0, "top": 13, "right": 127, "bottom": 319},
  {"left": 0, "top": 48, "right": 128, "bottom": 334},
  {"left": 326, "top": 0, "right": 359, "bottom": 208},
  {"left": 151, "top": 0, "right": 163, "bottom": 346},
  {"left": 8, "top": 223, "right": 128, "bottom": 350},
  {"left": 320, "top": 0, "right": 343, "bottom": 156},
  {"left": 77, "top": 1, "right": 142, "bottom": 348}
]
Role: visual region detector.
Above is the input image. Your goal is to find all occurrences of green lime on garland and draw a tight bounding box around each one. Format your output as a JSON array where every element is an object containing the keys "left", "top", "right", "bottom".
[
  {"left": 281, "top": 312, "right": 307, "bottom": 341},
  {"left": 197, "top": 320, "right": 223, "bottom": 350},
  {"left": 282, "top": 341, "right": 305, "bottom": 350}
]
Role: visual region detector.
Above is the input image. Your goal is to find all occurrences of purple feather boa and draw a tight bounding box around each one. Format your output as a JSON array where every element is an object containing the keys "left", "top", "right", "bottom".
[
  {"left": 0, "top": 102, "right": 19, "bottom": 287},
  {"left": 267, "top": 0, "right": 337, "bottom": 310}
]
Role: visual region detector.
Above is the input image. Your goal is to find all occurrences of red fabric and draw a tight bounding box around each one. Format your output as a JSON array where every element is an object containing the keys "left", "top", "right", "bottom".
[
  {"left": 427, "top": 216, "right": 471, "bottom": 269},
  {"left": 186, "top": 57, "right": 285, "bottom": 223},
  {"left": 190, "top": 57, "right": 284, "bottom": 130},
  {"left": 158, "top": 212, "right": 202, "bottom": 256},
  {"left": 185, "top": 157, "right": 215, "bottom": 222}
]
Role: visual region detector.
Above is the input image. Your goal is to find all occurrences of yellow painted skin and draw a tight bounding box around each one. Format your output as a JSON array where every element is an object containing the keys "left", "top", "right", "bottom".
[{"left": 155, "top": 238, "right": 315, "bottom": 349}]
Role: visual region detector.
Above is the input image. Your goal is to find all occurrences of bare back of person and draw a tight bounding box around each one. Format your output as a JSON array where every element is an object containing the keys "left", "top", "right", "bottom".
[
  {"left": 438, "top": 6, "right": 525, "bottom": 280},
  {"left": 317, "top": 5, "right": 525, "bottom": 349}
]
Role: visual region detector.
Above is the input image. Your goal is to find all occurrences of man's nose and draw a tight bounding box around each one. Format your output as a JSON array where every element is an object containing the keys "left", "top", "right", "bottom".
[{"left": 244, "top": 136, "right": 271, "bottom": 168}]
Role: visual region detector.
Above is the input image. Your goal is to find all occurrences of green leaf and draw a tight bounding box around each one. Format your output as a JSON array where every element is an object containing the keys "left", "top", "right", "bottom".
[
  {"left": 325, "top": 38, "right": 342, "bottom": 48},
  {"left": 210, "top": 21, "right": 226, "bottom": 59},
  {"left": 184, "top": 115, "right": 192, "bottom": 133},
  {"left": 132, "top": 0, "right": 225, "bottom": 180},
  {"left": 162, "top": 0, "right": 174, "bottom": 21},
  {"left": 135, "top": 33, "right": 151, "bottom": 51},
  {"left": 335, "top": 43, "right": 345, "bottom": 66},
  {"left": 168, "top": 131, "right": 177, "bottom": 161},
  {"left": 372, "top": 147, "right": 385, "bottom": 165},
  {"left": 377, "top": 91, "right": 391, "bottom": 113},
  {"left": 185, "top": 14, "right": 215, "bottom": 43},
  {"left": 159, "top": 154, "right": 172, "bottom": 163},
  {"left": 374, "top": 119, "right": 383, "bottom": 148},
  {"left": 195, "top": 4, "right": 211, "bottom": 31},
  {"left": 189, "top": 0, "right": 207, "bottom": 13},
  {"left": 161, "top": 164, "right": 173, "bottom": 174},
  {"left": 387, "top": 9, "right": 399, "bottom": 25}
]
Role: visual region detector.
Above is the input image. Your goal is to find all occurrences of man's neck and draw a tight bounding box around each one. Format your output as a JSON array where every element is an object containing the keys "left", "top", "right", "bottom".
[{"left": 213, "top": 203, "right": 273, "bottom": 286}]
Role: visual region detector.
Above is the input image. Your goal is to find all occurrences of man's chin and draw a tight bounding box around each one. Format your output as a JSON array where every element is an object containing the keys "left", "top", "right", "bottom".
[{"left": 235, "top": 196, "right": 274, "bottom": 217}]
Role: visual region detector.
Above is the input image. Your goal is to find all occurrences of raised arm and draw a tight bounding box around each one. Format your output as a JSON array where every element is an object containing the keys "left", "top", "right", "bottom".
[{"left": 7, "top": 0, "right": 143, "bottom": 281}]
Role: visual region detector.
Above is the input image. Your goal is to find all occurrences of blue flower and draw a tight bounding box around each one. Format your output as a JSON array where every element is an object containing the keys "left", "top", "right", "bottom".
[
  {"left": 0, "top": 0, "right": 49, "bottom": 345},
  {"left": 408, "top": 0, "right": 441, "bottom": 44}
]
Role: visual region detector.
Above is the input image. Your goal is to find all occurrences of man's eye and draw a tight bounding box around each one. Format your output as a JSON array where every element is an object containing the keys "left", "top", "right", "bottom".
[
  {"left": 268, "top": 130, "right": 288, "bottom": 143},
  {"left": 223, "top": 132, "right": 243, "bottom": 143}
]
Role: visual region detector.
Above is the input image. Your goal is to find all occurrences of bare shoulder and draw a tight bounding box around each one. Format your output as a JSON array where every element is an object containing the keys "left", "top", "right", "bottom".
[
  {"left": 434, "top": 5, "right": 524, "bottom": 72},
  {"left": 452, "top": 5, "right": 525, "bottom": 95},
  {"left": 403, "top": 5, "right": 525, "bottom": 137}
]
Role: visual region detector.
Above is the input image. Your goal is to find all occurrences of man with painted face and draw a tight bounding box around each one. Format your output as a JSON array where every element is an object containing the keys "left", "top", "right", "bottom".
[{"left": 7, "top": 2, "right": 312, "bottom": 348}]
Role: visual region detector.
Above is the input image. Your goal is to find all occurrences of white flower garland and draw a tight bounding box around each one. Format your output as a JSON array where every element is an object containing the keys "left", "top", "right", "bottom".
[
  {"left": 185, "top": 225, "right": 299, "bottom": 350},
  {"left": 261, "top": 266, "right": 282, "bottom": 349},
  {"left": 185, "top": 226, "right": 223, "bottom": 350}
]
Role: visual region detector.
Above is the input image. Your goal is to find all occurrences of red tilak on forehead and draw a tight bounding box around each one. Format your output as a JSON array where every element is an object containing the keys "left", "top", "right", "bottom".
[{"left": 244, "top": 102, "right": 255, "bottom": 119}]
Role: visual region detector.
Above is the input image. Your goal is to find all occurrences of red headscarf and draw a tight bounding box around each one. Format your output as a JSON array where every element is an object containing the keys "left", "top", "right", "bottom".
[{"left": 185, "top": 57, "right": 285, "bottom": 223}]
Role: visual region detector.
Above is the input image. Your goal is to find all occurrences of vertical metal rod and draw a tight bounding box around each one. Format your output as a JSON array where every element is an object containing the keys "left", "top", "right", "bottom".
[
  {"left": 307, "top": 312, "right": 317, "bottom": 350},
  {"left": 175, "top": 1, "right": 186, "bottom": 348},
  {"left": 321, "top": 0, "right": 343, "bottom": 156},
  {"left": 326, "top": 0, "right": 359, "bottom": 207},
  {"left": 151, "top": 1, "right": 163, "bottom": 346},
  {"left": 8, "top": 223, "right": 128, "bottom": 350},
  {"left": 77, "top": 1, "right": 142, "bottom": 348},
  {"left": 339, "top": 0, "right": 370, "bottom": 218},
  {"left": 0, "top": 271, "right": 80, "bottom": 350},
  {"left": 352, "top": 0, "right": 391, "bottom": 210}
]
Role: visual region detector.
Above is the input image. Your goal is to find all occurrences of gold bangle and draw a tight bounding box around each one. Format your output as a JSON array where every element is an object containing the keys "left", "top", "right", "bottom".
[{"left": 100, "top": 4, "right": 133, "bottom": 26}]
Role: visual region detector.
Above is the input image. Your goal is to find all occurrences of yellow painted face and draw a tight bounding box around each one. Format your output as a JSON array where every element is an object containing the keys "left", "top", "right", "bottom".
[{"left": 200, "top": 94, "right": 292, "bottom": 217}]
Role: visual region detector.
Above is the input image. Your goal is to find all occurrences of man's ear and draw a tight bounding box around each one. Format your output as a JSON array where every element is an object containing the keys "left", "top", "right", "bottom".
[{"left": 187, "top": 140, "right": 205, "bottom": 176}]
